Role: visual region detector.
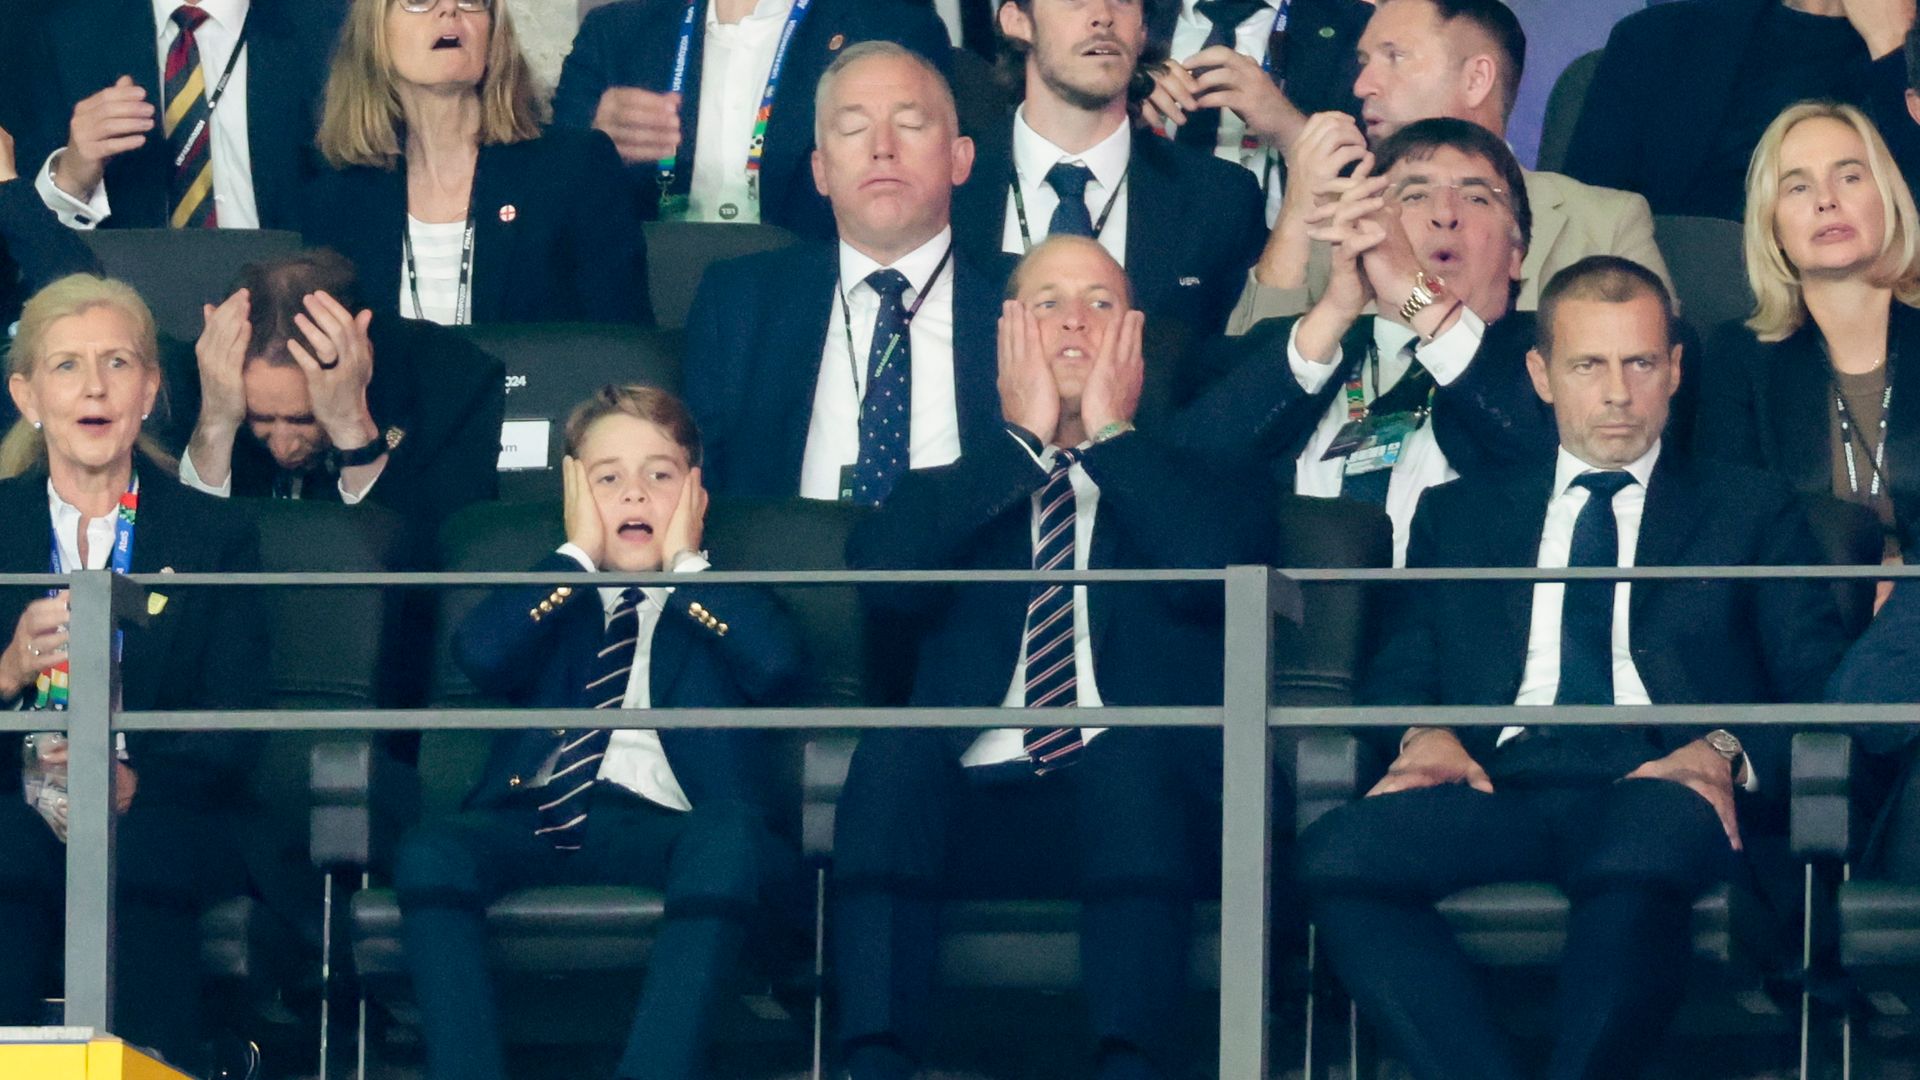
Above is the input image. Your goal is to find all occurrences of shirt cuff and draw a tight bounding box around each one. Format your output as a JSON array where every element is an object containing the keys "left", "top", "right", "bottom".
[
  {"left": 36, "top": 150, "right": 110, "bottom": 229},
  {"left": 336, "top": 467, "right": 382, "bottom": 505},
  {"left": 1286, "top": 319, "right": 1342, "bottom": 395},
  {"left": 669, "top": 552, "right": 710, "bottom": 574},
  {"left": 1414, "top": 306, "right": 1487, "bottom": 387},
  {"left": 557, "top": 543, "right": 597, "bottom": 571},
  {"left": 177, "top": 449, "right": 232, "bottom": 498},
  {"left": 1739, "top": 752, "right": 1759, "bottom": 793}
]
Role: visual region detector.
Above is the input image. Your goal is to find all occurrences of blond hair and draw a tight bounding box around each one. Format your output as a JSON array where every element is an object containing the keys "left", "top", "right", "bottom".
[
  {"left": 1743, "top": 101, "right": 1920, "bottom": 341},
  {"left": 316, "top": 0, "right": 545, "bottom": 170},
  {"left": 1, "top": 275, "right": 177, "bottom": 480}
]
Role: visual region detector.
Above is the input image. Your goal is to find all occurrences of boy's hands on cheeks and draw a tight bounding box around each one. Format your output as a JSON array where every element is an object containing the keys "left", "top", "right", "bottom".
[
  {"left": 660, "top": 467, "right": 707, "bottom": 567},
  {"left": 562, "top": 455, "right": 606, "bottom": 568},
  {"left": 1078, "top": 308, "right": 1145, "bottom": 434},
  {"left": 998, "top": 300, "right": 1060, "bottom": 445}
]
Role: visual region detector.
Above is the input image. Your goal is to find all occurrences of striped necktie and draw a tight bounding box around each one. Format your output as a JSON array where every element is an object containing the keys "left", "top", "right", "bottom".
[
  {"left": 164, "top": 5, "right": 218, "bottom": 229},
  {"left": 1021, "top": 448, "right": 1083, "bottom": 773},
  {"left": 534, "top": 587, "right": 643, "bottom": 850}
]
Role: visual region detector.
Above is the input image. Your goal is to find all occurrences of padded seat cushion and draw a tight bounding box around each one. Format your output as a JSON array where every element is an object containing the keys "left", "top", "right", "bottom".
[
  {"left": 200, "top": 895, "right": 308, "bottom": 989},
  {"left": 1840, "top": 880, "right": 1920, "bottom": 970},
  {"left": 352, "top": 885, "right": 664, "bottom": 978},
  {"left": 1439, "top": 883, "right": 1734, "bottom": 967}
]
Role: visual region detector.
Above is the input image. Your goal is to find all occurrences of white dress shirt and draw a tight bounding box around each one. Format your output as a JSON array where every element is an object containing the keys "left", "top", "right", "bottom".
[
  {"left": 1167, "top": 0, "right": 1285, "bottom": 225},
  {"left": 38, "top": 0, "right": 258, "bottom": 229},
  {"left": 961, "top": 435, "right": 1110, "bottom": 767},
  {"left": 799, "top": 228, "right": 963, "bottom": 500},
  {"left": 932, "top": 0, "right": 965, "bottom": 45},
  {"left": 1287, "top": 310, "right": 1485, "bottom": 566},
  {"left": 549, "top": 543, "right": 710, "bottom": 812},
  {"left": 686, "top": 0, "right": 790, "bottom": 224},
  {"left": 1000, "top": 105, "right": 1131, "bottom": 265},
  {"left": 180, "top": 443, "right": 378, "bottom": 504},
  {"left": 399, "top": 215, "right": 471, "bottom": 326}
]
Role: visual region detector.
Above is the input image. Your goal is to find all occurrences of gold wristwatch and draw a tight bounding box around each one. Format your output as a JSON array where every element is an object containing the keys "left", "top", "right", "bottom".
[{"left": 1399, "top": 271, "right": 1448, "bottom": 322}]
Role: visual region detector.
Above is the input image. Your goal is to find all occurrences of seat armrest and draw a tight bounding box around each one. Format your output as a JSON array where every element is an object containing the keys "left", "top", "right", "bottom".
[
  {"left": 311, "top": 737, "right": 418, "bottom": 872},
  {"left": 1791, "top": 731, "right": 1857, "bottom": 863},
  {"left": 801, "top": 733, "right": 858, "bottom": 862},
  {"left": 1296, "top": 732, "right": 1364, "bottom": 835}
]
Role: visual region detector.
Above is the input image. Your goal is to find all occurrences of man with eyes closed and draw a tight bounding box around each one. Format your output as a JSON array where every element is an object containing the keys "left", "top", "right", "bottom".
[{"left": 683, "top": 40, "right": 1013, "bottom": 504}]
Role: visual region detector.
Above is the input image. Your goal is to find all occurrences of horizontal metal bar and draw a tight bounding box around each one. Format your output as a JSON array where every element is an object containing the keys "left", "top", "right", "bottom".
[
  {"left": 1269, "top": 704, "right": 1920, "bottom": 727},
  {"left": 1280, "top": 565, "right": 1920, "bottom": 582},
  {"left": 117, "top": 705, "right": 1227, "bottom": 732},
  {"left": 0, "top": 715, "right": 60, "bottom": 732},
  {"left": 0, "top": 574, "right": 88, "bottom": 586}
]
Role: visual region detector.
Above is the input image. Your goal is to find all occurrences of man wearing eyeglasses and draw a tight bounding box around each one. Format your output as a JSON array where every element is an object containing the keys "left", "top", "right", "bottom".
[
  {"left": 11, "top": 0, "right": 345, "bottom": 230},
  {"left": 1176, "top": 117, "right": 1554, "bottom": 565}
]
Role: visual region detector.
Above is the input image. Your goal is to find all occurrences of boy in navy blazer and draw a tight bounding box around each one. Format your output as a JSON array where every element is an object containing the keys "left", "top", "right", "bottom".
[{"left": 395, "top": 386, "right": 803, "bottom": 1080}]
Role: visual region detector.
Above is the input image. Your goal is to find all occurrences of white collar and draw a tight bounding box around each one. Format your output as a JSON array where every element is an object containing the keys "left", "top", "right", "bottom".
[
  {"left": 705, "top": 0, "right": 793, "bottom": 30},
  {"left": 1552, "top": 440, "right": 1661, "bottom": 500},
  {"left": 837, "top": 226, "right": 954, "bottom": 301},
  {"left": 1178, "top": 0, "right": 1280, "bottom": 25},
  {"left": 1011, "top": 104, "right": 1132, "bottom": 196},
  {"left": 152, "top": 0, "right": 248, "bottom": 35},
  {"left": 598, "top": 583, "right": 671, "bottom": 618}
]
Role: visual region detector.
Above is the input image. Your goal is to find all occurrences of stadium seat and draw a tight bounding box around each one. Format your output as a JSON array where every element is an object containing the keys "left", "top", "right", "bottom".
[
  {"left": 82, "top": 228, "right": 306, "bottom": 343},
  {"left": 642, "top": 220, "right": 799, "bottom": 331},
  {"left": 1536, "top": 49, "right": 1600, "bottom": 175},
  {"left": 324, "top": 496, "right": 879, "bottom": 1070},
  {"left": 1654, "top": 215, "right": 1754, "bottom": 333},
  {"left": 453, "top": 322, "right": 684, "bottom": 502},
  {"left": 801, "top": 492, "right": 1387, "bottom": 1074}
]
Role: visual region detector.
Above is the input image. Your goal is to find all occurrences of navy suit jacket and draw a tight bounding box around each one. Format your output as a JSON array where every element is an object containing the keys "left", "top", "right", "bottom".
[
  {"left": 551, "top": 0, "right": 953, "bottom": 242},
  {"left": 0, "top": 177, "right": 102, "bottom": 326},
  {"left": 951, "top": 116, "right": 1266, "bottom": 339},
  {"left": 1169, "top": 311, "right": 1556, "bottom": 478},
  {"left": 681, "top": 242, "right": 1013, "bottom": 499},
  {"left": 13, "top": 0, "right": 345, "bottom": 230},
  {"left": 1365, "top": 450, "right": 1850, "bottom": 804},
  {"left": 845, "top": 427, "right": 1273, "bottom": 758},
  {"left": 303, "top": 129, "right": 654, "bottom": 326},
  {"left": 454, "top": 552, "right": 803, "bottom": 818}
]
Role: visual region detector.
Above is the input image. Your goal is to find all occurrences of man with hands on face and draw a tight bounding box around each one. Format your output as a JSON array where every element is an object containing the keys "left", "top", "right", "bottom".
[
  {"left": 1297, "top": 256, "right": 1852, "bottom": 1080},
  {"left": 175, "top": 249, "right": 503, "bottom": 525},
  {"left": 1176, "top": 118, "right": 1554, "bottom": 564},
  {"left": 831, "top": 235, "right": 1272, "bottom": 1080},
  {"left": 400, "top": 385, "right": 803, "bottom": 1080}
]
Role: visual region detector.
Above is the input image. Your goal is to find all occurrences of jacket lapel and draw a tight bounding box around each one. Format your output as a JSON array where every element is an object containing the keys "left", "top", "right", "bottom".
[
  {"left": 1627, "top": 452, "right": 1705, "bottom": 631},
  {"left": 242, "top": 2, "right": 297, "bottom": 228},
  {"left": 1487, "top": 466, "right": 1554, "bottom": 694},
  {"left": 761, "top": 0, "right": 843, "bottom": 222},
  {"left": 1886, "top": 304, "right": 1920, "bottom": 527},
  {"left": 1123, "top": 132, "right": 1178, "bottom": 314},
  {"left": 465, "top": 145, "right": 516, "bottom": 323},
  {"left": 773, "top": 247, "right": 841, "bottom": 490},
  {"left": 646, "top": 602, "right": 695, "bottom": 708},
  {"left": 953, "top": 252, "right": 1008, "bottom": 452},
  {"left": 1765, "top": 323, "right": 1834, "bottom": 495}
]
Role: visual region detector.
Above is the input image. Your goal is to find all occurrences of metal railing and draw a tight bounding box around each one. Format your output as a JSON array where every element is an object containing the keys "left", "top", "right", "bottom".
[{"left": 22, "top": 561, "right": 1920, "bottom": 1080}]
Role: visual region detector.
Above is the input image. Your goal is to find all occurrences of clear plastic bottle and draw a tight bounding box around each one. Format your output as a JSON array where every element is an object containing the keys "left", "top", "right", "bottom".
[{"left": 21, "top": 732, "right": 70, "bottom": 842}]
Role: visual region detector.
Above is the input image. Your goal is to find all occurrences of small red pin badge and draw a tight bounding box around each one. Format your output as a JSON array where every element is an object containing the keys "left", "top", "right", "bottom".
[
  {"left": 828, "top": 32, "right": 845, "bottom": 50},
  {"left": 499, "top": 204, "right": 518, "bottom": 223}
]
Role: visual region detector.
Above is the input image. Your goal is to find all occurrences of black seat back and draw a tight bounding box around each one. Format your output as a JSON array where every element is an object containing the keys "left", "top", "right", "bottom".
[
  {"left": 1272, "top": 494, "right": 1394, "bottom": 707},
  {"left": 1536, "top": 49, "right": 1600, "bottom": 174},
  {"left": 643, "top": 220, "right": 799, "bottom": 330},
  {"left": 83, "top": 228, "right": 305, "bottom": 342},
  {"left": 1654, "top": 215, "right": 1753, "bottom": 332}
]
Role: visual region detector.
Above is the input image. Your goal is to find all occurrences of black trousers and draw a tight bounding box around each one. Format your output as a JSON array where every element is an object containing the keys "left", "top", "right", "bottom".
[
  {"left": 1298, "top": 776, "right": 1734, "bottom": 1080},
  {"left": 0, "top": 796, "right": 246, "bottom": 1067},
  {"left": 830, "top": 727, "right": 1219, "bottom": 1076},
  {"left": 392, "top": 782, "right": 777, "bottom": 1080}
]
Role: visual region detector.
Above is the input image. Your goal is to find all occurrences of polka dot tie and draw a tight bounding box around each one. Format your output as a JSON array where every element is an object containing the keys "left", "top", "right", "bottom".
[{"left": 849, "top": 269, "right": 913, "bottom": 506}]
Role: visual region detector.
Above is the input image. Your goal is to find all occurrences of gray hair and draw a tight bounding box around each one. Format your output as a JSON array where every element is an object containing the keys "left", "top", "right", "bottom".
[{"left": 813, "top": 40, "right": 959, "bottom": 144}]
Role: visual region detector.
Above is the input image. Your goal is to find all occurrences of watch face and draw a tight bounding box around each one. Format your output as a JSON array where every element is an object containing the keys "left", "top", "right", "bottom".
[
  {"left": 1707, "top": 730, "right": 1741, "bottom": 756},
  {"left": 1425, "top": 273, "right": 1447, "bottom": 296}
]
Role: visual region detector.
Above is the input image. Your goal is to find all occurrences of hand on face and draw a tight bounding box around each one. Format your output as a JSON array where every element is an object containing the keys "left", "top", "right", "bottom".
[
  {"left": 658, "top": 467, "right": 707, "bottom": 567},
  {"left": 285, "top": 292, "right": 378, "bottom": 449},
  {"left": 562, "top": 454, "right": 607, "bottom": 567},
  {"left": 998, "top": 300, "right": 1061, "bottom": 445},
  {"left": 194, "top": 289, "right": 251, "bottom": 431},
  {"left": 1076, "top": 308, "right": 1144, "bottom": 435}
]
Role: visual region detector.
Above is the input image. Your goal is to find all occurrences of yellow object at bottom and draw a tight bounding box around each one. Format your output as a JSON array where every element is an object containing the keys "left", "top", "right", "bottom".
[{"left": 0, "top": 1038, "right": 196, "bottom": 1079}]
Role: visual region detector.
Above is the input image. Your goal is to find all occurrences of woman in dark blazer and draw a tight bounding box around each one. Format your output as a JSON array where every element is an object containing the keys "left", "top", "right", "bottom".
[
  {"left": 0, "top": 275, "right": 268, "bottom": 1071},
  {"left": 1699, "top": 102, "right": 1920, "bottom": 576},
  {"left": 307, "top": 0, "right": 652, "bottom": 326}
]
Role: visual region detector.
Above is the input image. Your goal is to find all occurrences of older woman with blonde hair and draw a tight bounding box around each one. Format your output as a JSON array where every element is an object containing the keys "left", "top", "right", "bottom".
[
  {"left": 1699, "top": 101, "right": 1920, "bottom": 573},
  {"left": 304, "top": 0, "right": 652, "bottom": 326},
  {"left": 0, "top": 275, "right": 266, "bottom": 1072}
]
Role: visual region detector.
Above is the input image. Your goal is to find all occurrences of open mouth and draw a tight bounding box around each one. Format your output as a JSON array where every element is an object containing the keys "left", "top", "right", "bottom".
[
  {"left": 431, "top": 34, "right": 462, "bottom": 50},
  {"left": 1080, "top": 38, "right": 1125, "bottom": 59},
  {"left": 1426, "top": 247, "right": 1460, "bottom": 268},
  {"left": 616, "top": 519, "right": 654, "bottom": 541}
]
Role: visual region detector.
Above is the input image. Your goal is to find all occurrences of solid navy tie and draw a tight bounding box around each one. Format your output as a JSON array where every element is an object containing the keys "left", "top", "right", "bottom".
[
  {"left": 1556, "top": 472, "right": 1636, "bottom": 705},
  {"left": 1176, "top": 0, "right": 1269, "bottom": 150},
  {"left": 535, "top": 587, "right": 642, "bottom": 850},
  {"left": 1022, "top": 448, "right": 1084, "bottom": 773},
  {"left": 848, "top": 269, "right": 914, "bottom": 506},
  {"left": 1045, "top": 163, "right": 1098, "bottom": 239}
]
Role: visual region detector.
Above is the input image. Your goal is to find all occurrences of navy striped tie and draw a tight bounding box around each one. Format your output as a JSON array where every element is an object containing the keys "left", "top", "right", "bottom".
[
  {"left": 1022, "top": 449, "right": 1084, "bottom": 773},
  {"left": 535, "top": 588, "right": 642, "bottom": 850}
]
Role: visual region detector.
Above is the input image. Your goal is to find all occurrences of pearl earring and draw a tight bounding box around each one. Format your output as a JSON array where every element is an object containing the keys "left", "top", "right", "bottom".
[
  {"left": 31, "top": 422, "right": 41, "bottom": 431},
  {"left": 141, "top": 412, "right": 150, "bottom": 420}
]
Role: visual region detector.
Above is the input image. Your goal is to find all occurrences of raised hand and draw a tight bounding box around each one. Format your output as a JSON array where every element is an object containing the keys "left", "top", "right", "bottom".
[
  {"left": 1284, "top": 112, "right": 1369, "bottom": 207},
  {"left": 659, "top": 467, "right": 708, "bottom": 567},
  {"left": 53, "top": 76, "right": 155, "bottom": 200},
  {"left": 1182, "top": 45, "right": 1304, "bottom": 144},
  {"left": 593, "top": 87, "right": 683, "bottom": 165},
  {"left": 1143, "top": 59, "right": 1204, "bottom": 133},
  {"left": 1078, "top": 308, "right": 1145, "bottom": 436},
  {"left": 287, "top": 291, "right": 379, "bottom": 451},
  {"left": 562, "top": 455, "right": 606, "bottom": 567},
  {"left": 997, "top": 300, "right": 1060, "bottom": 445},
  {"left": 194, "top": 289, "right": 251, "bottom": 432}
]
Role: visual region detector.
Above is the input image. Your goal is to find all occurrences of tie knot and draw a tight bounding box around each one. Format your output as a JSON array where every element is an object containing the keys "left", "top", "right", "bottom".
[
  {"left": 1049, "top": 447, "right": 1082, "bottom": 475},
  {"left": 611, "top": 587, "right": 644, "bottom": 618},
  {"left": 1045, "top": 162, "right": 1094, "bottom": 202},
  {"left": 1195, "top": 0, "right": 1268, "bottom": 30},
  {"left": 865, "top": 268, "right": 911, "bottom": 306},
  {"left": 1571, "top": 470, "right": 1635, "bottom": 501},
  {"left": 172, "top": 5, "right": 210, "bottom": 31}
]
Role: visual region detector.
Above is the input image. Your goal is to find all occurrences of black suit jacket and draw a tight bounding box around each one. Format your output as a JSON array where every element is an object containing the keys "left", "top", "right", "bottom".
[
  {"left": 846, "top": 427, "right": 1272, "bottom": 758},
  {"left": 951, "top": 117, "right": 1266, "bottom": 338},
  {"left": 302, "top": 129, "right": 654, "bottom": 326},
  {"left": 1697, "top": 306, "right": 1920, "bottom": 557},
  {"left": 1170, "top": 311, "right": 1556, "bottom": 478},
  {"left": 161, "top": 314, "right": 505, "bottom": 525},
  {"left": 1146, "top": 0, "right": 1370, "bottom": 123},
  {"left": 682, "top": 241, "right": 1012, "bottom": 498},
  {"left": 454, "top": 551, "right": 803, "bottom": 817},
  {"left": 1365, "top": 450, "right": 1850, "bottom": 801},
  {"left": 0, "top": 177, "right": 102, "bottom": 326},
  {"left": 0, "top": 463, "right": 268, "bottom": 811},
  {"left": 551, "top": 0, "right": 953, "bottom": 242},
  {"left": 14, "top": 0, "right": 344, "bottom": 230},
  {"left": 1562, "top": 0, "right": 1915, "bottom": 218}
]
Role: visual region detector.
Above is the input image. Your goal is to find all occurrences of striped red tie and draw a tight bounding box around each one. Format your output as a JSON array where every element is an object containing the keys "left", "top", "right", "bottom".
[
  {"left": 1021, "top": 448, "right": 1083, "bottom": 773},
  {"left": 164, "top": 5, "right": 218, "bottom": 229}
]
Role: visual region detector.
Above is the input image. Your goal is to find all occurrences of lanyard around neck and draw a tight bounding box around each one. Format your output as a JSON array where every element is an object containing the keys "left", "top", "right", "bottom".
[
  {"left": 1010, "top": 162, "right": 1130, "bottom": 251},
  {"left": 837, "top": 244, "right": 953, "bottom": 401},
  {"left": 656, "top": 0, "right": 814, "bottom": 204},
  {"left": 167, "top": 10, "right": 250, "bottom": 173},
  {"left": 403, "top": 176, "right": 477, "bottom": 327},
  {"left": 40, "top": 474, "right": 140, "bottom": 710}
]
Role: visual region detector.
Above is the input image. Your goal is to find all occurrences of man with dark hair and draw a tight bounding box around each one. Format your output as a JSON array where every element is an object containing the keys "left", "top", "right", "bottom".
[
  {"left": 1299, "top": 253, "right": 1849, "bottom": 1079},
  {"left": 176, "top": 248, "right": 503, "bottom": 523},
  {"left": 1178, "top": 118, "right": 1554, "bottom": 564},
  {"left": 949, "top": 0, "right": 1267, "bottom": 338},
  {"left": 1566, "top": 0, "right": 1917, "bottom": 220},
  {"left": 1229, "top": 0, "right": 1667, "bottom": 327}
]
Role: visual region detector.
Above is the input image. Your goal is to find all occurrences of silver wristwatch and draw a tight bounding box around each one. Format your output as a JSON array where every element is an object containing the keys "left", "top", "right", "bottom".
[{"left": 1705, "top": 728, "right": 1745, "bottom": 780}]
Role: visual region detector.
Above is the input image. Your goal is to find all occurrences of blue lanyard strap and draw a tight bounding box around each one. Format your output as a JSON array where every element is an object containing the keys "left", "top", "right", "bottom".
[
  {"left": 656, "top": 0, "right": 814, "bottom": 201},
  {"left": 48, "top": 473, "right": 139, "bottom": 577}
]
